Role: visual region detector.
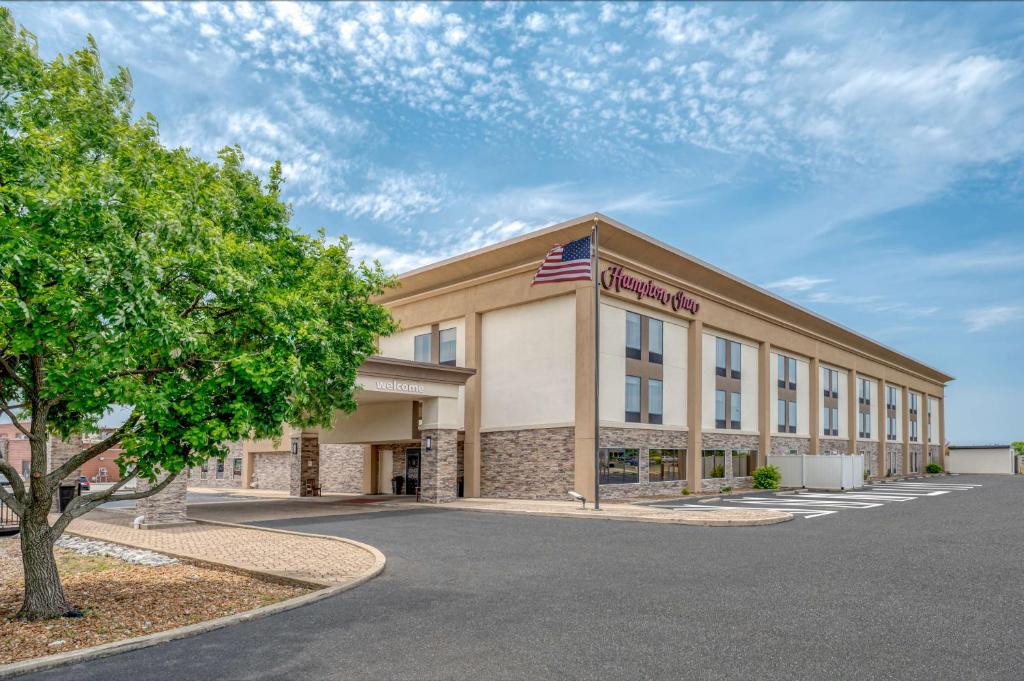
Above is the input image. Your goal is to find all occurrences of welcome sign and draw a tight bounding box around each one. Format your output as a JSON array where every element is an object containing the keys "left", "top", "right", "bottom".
[{"left": 600, "top": 265, "right": 700, "bottom": 315}]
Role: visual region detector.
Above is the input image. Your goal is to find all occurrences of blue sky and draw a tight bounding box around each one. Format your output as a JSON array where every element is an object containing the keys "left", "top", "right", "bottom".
[{"left": 9, "top": 1, "right": 1023, "bottom": 443}]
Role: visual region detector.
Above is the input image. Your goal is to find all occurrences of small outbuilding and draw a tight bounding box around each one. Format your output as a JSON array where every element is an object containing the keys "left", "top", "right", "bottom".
[{"left": 946, "top": 445, "right": 1019, "bottom": 475}]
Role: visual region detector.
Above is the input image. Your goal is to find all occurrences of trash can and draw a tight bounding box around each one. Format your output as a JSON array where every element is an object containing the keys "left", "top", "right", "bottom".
[{"left": 58, "top": 483, "right": 79, "bottom": 512}]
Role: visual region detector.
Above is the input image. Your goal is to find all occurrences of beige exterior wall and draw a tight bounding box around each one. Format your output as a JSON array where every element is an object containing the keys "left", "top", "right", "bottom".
[
  {"left": 598, "top": 299, "right": 686, "bottom": 427},
  {"left": 322, "top": 402, "right": 416, "bottom": 444},
  {"left": 480, "top": 295, "right": 576, "bottom": 430}
]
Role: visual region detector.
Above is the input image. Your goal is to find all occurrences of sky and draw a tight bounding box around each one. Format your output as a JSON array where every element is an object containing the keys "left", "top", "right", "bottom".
[{"left": 8, "top": 1, "right": 1023, "bottom": 443}]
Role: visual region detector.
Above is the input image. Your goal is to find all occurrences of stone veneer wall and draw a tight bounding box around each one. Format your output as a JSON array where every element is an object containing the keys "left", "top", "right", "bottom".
[
  {"left": 252, "top": 452, "right": 290, "bottom": 490},
  {"left": 136, "top": 473, "right": 189, "bottom": 526},
  {"left": 884, "top": 442, "right": 904, "bottom": 476},
  {"left": 818, "top": 438, "right": 849, "bottom": 455},
  {"left": 419, "top": 428, "right": 458, "bottom": 503},
  {"left": 480, "top": 427, "right": 575, "bottom": 500},
  {"left": 928, "top": 445, "right": 941, "bottom": 466},
  {"left": 771, "top": 436, "right": 811, "bottom": 456},
  {"left": 857, "top": 441, "right": 881, "bottom": 477},
  {"left": 598, "top": 427, "right": 689, "bottom": 499},
  {"left": 186, "top": 441, "right": 244, "bottom": 488},
  {"left": 320, "top": 444, "right": 365, "bottom": 493},
  {"left": 700, "top": 432, "right": 759, "bottom": 493}
]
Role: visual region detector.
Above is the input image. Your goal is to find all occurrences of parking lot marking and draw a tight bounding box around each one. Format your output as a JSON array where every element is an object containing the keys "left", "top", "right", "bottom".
[
  {"left": 670, "top": 503, "right": 837, "bottom": 519},
  {"left": 796, "top": 492, "right": 919, "bottom": 502}
]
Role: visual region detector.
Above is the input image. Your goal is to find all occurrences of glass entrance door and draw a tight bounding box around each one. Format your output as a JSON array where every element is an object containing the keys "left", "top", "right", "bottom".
[{"left": 404, "top": 448, "right": 421, "bottom": 495}]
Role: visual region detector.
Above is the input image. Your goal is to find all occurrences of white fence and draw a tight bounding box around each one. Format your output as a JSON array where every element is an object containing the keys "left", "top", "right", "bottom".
[{"left": 766, "top": 454, "right": 865, "bottom": 490}]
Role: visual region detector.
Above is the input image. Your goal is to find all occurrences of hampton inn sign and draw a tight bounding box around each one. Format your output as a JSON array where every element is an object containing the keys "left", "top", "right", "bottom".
[{"left": 600, "top": 265, "right": 700, "bottom": 315}]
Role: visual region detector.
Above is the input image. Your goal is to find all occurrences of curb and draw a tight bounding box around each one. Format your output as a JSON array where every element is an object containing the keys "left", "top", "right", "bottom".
[
  {"left": 400, "top": 503, "right": 792, "bottom": 527},
  {"left": 0, "top": 530, "right": 385, "bottom": 679}
]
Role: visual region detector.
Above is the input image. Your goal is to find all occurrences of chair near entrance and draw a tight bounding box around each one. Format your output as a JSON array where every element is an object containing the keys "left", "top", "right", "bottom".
[{"left": 304, "top": 479, "right": 322, "bottom": 497}]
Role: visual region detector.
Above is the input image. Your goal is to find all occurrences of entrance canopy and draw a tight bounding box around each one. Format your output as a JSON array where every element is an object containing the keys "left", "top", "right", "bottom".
[{"left": 316, "top": 356, "right": 475, "bottom": 445}]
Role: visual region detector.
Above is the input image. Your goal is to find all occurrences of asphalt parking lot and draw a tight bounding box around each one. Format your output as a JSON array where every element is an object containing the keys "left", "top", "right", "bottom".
[{"left": 27, "top": 474, "right": 1023, "bottom": 681}]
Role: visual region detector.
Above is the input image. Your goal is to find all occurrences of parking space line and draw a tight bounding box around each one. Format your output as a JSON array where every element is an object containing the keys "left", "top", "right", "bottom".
[{"left": 669, "top": 503, "right": 837, "bottom": 519}]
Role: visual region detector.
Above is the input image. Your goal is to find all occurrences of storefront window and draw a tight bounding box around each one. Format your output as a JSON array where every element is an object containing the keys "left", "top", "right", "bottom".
[
  {"left": 216, "top": 460, "right": 225, "bottom": 479},
  {"left": 731, "top": 449, "right": 754, "bottom": 477},
  {"left": 414, "top": 333, "right": 431, "bottom": 363},
  {"left": 649, "top": 448, "right": 684, "bottom": 482},
  {"left": 232, "top": 458, "right": 242, "bottom": 478},
  {"left": 702, "top": 450, "right": 726, "bottom": 478},
  {"left": 600, "top": 448, "right": 640, "bottom": 484}
]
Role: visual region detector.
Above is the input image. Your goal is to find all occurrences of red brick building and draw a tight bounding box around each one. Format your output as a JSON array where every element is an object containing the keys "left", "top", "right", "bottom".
[{"left": 0, "top": 423, "right": 122, "bottom": 482}]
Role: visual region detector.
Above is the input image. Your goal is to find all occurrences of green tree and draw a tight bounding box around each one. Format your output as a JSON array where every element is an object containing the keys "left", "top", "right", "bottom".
[
  {"left": 0, "top": 9, "right": 396, "bottom": 619},
  {"left": 1012, "top": 442, "right": 1024, "bottom": 457}
]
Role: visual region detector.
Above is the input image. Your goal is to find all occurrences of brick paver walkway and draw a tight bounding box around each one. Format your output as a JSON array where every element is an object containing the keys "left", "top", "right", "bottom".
[
  {"left": 383, "top": 498, "right": 791, "bottom": 526},
  {"left": 62, "top": 511, "right": 379, "bottom": 587}
]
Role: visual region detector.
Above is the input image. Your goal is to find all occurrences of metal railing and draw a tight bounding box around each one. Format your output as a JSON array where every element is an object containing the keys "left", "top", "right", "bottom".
[{"left": 0, "top": 499, "right": 19, "bottom": 533}]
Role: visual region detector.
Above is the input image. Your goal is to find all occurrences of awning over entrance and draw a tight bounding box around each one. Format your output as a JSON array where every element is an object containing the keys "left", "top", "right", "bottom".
[{"left": 316, "top": 356, "right": 475, "bottom": 445}]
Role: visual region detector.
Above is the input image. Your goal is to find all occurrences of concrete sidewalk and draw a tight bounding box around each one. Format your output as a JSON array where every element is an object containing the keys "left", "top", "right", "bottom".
[
  {"left": 381, "top": 497, "right": 791, "bottom": 526},
  {"left": 62, "top": 511, "right": 380, "bottom": 587}
]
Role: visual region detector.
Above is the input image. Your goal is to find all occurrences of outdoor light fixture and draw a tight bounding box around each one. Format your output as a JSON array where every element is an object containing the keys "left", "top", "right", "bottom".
[{"left": 425, "top": 435, "right": 433, "bottom": 451}]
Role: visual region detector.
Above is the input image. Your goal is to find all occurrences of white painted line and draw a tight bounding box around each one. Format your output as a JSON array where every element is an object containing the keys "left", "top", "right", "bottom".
[
  {"left": 796, "top": 493, "right": 918, "bottom": 502},
  {"left": 732, "top": 498, "right": 884, "bottom": 510},
  {"left": 862, "top": 488, "right": 951, "bottom": 496},
  {"left": 674, "top": 503, "right": 836, "bottom": 519}
]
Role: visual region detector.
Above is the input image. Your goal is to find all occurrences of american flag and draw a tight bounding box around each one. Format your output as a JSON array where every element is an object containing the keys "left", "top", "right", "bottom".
[{"left": 531, "top": 235, "right": 593, "bottom": 285}]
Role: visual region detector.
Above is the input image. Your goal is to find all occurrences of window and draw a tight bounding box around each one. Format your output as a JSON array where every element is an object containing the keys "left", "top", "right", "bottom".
[
  {"left": 702, "top": 450, "right": 726, "bottom": 478},
  {"left": 715, "top": 390, "right": 726, "bottom": 429},
  {"left": 200, "top": 462, "right": 208, "bottom": 480},
  {"left": 821, "top": 368, "right": 840, "bottom": 436},
  {"left": 216, "top": 460, "right": 225, "bottom": 479},
  {"left": 625, "top": 376, "right": 641, "bottom": 423},
  {"left": 414, "top": 333, "right": 431, "bottom": 363},
  {"left": 600, "top": 448, "right": 639, "bottom": 484},
  {"left": 777, "top": 355, "right": 785, "bottom": 388},
  {"left": 731, "top": 449, "right": 754, "bottom": 477},
  {"left": 729, "top": 341, "right": 741, "bottom": 379},
  {"left": 715, "top": 337, "right": 727, "bottom": 377},
  {"left": 232, "top": 458, "right": 242, "bottom": 478},
  {"left": 439, "top": 328, "right": 457, "bottom": 366},
  {"left": 886, "top": 386, "right": 898, "bottom": 441},
  {"left": 822, "top": 405, "right": 839, "bottom": 437},
  {"left": 625, "top": 312, "right": 642, "bottom": 360},
  {"left": 648, "top": 448, "right": 684, "bottom": 482},
  {"left": 648, "top": 379, "right": 663, "bottom": 425},
  {"left": 730, "top": 392, "right": 741, "bottom": 430},
  {"left": 21, "top": 460, "right": 29, "bottom": 478},
  {"left": 778, "top": 399, "right": 797, "bottom": 434},
  {"left": 647, "top": 318, "right": 663, "bottom": 364},
  {"left": 787, "top": 358, "right": 797, "bottom": 390}
]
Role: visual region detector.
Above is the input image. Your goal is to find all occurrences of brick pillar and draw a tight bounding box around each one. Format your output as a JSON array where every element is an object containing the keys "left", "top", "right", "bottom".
[
  {"left": 136, "top": 472, "right": 189, "bottom": 527},
  {"left": 419, "top": 429, "right": 457, "bottom": 503},
  {"left": 289, "top": 431, "right": 320, "bottom": 497}
]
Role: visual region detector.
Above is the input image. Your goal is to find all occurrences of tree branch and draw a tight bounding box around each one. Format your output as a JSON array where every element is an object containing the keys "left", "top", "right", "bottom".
[
  {"left": 73, "top": 467, "right": 139, "bottom": 506},
  {"left": 51, "top": 469, "right": 180, "bottom": 536},
  {"left": 0, "top": 483, "right": 23, "bottom": 517},
  {"left": 46, "top": 412, "right": 142, "bottom": 485},
  {"left": 0, "top": 457, "right": 27, "bottom": 505},
  {"left": 0, "top": 352, "right": 29, "bottom": 394},
  {"left": 0, "top": 402, "right": 31, "bottom": 439}
]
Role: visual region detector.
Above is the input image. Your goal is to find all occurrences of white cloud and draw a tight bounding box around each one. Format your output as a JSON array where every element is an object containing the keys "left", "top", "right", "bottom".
[
  {"left": 765, "top": 276, "right": 832, "bottom": 292},
  {"left": 523, "top": 12, "right": 549, "bottom": 32},
  {"left": 340, "top": 171, "right": 448, "bottom": 223},
  {"left": 270, "top": 1, "right": 318, "bottom": 37},
  {"left": 964, "top": 305, "right": 1024, "bottom": 333}
]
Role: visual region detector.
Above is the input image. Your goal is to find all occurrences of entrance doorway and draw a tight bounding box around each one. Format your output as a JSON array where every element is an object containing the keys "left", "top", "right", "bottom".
[{"left": 405, "top": 448, "right": 421, "bottom": 496}]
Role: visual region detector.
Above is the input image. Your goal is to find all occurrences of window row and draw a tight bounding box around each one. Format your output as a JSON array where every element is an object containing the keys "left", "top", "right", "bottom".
[
  {"left": 413, "top": 327, "right": 457, "bottom": 366},
  {"left": 599, "top": 448, "right": 685, "bottom": 484},
  {"left": 715, "top": 389, "right": 741, "bottom": 430},
  {"left": 776, "top": 354, "right": 797, "bottom": 390},
  {"left": 701, "top": 449, "right": 754, "bottom": 478},
  {"left": 625, "top": 312, "right": 663, "bottom": 363},
  {"left": 625, "top": 375, "right": 663, "bottom": 424},
  {"left": 715, "top": 338, "right": 741, "bottom": 379}
]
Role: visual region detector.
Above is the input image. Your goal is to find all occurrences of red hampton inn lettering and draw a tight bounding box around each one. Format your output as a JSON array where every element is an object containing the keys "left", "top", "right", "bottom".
[{"left": 600, "top": 265, "right": 700, "bottom": 315}]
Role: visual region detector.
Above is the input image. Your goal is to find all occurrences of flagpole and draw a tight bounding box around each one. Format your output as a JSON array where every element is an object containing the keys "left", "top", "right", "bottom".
[{"left": 592, "top": 217, "right": 601, "bottom": 511}]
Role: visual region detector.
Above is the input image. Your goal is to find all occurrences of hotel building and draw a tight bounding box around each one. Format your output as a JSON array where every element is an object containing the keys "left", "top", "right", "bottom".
[{"left": 218, "top": 214, "right": 951, "bottom": 502}]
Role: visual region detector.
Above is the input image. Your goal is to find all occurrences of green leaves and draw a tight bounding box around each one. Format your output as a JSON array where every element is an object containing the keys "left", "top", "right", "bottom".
[{"left": 0, "top": 8, "right": 396, "bottom": 482}]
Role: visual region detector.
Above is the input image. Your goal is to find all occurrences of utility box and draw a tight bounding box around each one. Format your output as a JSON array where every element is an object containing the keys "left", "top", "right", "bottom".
[{"left": 57, "top": 483, "right": 80, "bottom": 512}]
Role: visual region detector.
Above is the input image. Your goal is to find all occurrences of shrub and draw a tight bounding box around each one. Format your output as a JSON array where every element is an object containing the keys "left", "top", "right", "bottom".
[
  {"left": 720, "top": 486, "right": 733, "bottom": 493},
  {"left": 681, "top": 487, "right": 690, "bottom": 496},
  {"left": 752, "top": 464, "right": 782, "bottom": 490},
  {"left": 863, "top": 469, "right": 869, "bottom": 480},
  {"left": 925, "top": 463, "right": 943, "bottom": 474},
  {"left": 710, "top": 464, "right": 725, "bottom": 478}
]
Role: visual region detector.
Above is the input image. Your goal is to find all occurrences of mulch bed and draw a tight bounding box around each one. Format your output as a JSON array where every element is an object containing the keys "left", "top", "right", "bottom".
[{"left": 0, "top": 536, "right": 310, "bottom": 665}]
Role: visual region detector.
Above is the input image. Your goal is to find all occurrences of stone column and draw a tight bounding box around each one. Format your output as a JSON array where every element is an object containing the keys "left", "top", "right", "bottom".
[
  {"left": 289, "top": 431, "right": 320, "bottom": 497},
  {"left": 463, "top": 311, "right": 483, "bottom": 498},
  {"left": 419, "top": 428, "right": 458, "bottom": 503},
  {"left": 136, "top": 472, "right": 190, "bottom": 528},
  {"left": 573, "top": 285, "right": 597, "bottom": 502}
]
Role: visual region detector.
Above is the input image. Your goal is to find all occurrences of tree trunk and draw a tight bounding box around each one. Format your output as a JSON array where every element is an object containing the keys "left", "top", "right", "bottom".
[{"left": 17, "top": 502, "right": 69, "bottom": 620}]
